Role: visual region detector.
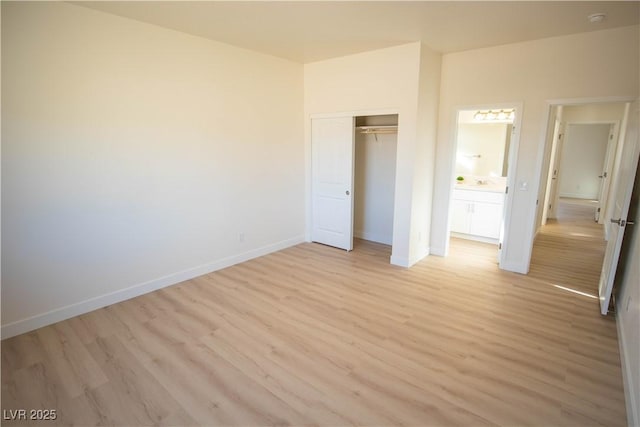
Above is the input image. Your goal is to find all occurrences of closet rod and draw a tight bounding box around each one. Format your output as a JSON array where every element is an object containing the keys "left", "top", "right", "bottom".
[{"left": 356, "top": 125, "right": 398, "bottom": 134}]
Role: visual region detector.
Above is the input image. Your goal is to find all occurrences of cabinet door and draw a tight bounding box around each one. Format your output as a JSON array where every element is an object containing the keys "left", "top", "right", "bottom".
[
  {"left": 450, "top": 199, "right": 470, "bottom": 233},
  {"left": 469, "top": 202, "right": 503, "bottom": 239}
]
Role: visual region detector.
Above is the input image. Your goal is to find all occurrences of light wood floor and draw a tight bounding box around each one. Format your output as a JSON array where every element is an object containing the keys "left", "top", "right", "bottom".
[
  {"left": 530, "top": 197, "right": 605, "bottom": 295},
  {"left": 2, "top": 212, "right": 626, "bottom": 426}
]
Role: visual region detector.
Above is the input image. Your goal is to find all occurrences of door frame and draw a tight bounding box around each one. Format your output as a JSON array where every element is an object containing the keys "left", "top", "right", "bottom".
[
  {"left": 541, "top": 108, "right": 563, "bottom": 225},
  {"left": 443, "top": 102, "right": 523, "bottom": 269},
  {"left": 307, "top": 108, "right": 400, "bottom": 255},
  {"left": 529, "top": 95, "right": 636, "bottom": 272}
]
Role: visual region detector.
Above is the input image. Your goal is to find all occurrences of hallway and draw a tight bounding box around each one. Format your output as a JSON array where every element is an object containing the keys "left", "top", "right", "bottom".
[{"left": 530, "top": 197, "right": 606, "bottom": 299}]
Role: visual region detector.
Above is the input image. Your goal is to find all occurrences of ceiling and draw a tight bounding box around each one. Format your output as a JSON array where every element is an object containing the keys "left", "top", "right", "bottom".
[{"left": 76, "top": 1, "right": 640, "bottom": 63}]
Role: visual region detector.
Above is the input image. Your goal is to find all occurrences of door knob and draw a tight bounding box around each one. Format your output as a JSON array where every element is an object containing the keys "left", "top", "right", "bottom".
[
  {"left": 345, "top": 190, "right": 350, "bottom": 196},
  {"left": 610, "top": 218, "right": 631, "bottom": 226}
]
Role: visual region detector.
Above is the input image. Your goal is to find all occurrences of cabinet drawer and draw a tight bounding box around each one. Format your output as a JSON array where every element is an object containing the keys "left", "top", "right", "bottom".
[
  {"left": 453, "top": 189, "right": 504, "bottom": 204},
  {"left": 473, "top": 191, "right": 504, "bottom": 204},
  {"left": 452, "top": 189, "right": 476, "bottom": 201}
]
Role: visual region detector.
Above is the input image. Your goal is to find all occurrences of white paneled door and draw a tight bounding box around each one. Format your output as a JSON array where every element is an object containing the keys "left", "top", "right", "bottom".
[
  {"left": 599, "top": 101, "right": 639, "bottom": 315},
  {"left": 311, "top": 117, "right": 355, "bottom": 251}
]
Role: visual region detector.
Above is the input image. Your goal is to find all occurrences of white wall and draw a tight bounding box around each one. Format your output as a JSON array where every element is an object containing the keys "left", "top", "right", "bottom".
[
  {"left": 410, "top": 44, "right": 442, "bottom": 263},
  {"left": 354, "top": 133, "right": 397, "bottom": 245},
  {"left": 558, "top": 123, "right": 610, "bottom": 199},
  {"left": 1, "top": 2, "right": 305, "bottom": 337},
  {"left": 562, "top": 103, "right": 627, "bottom": 124},
  {"left": 431, "top": 25, "right": 640, "bottom": 272},
  {"left": 304, "top": 42, "right": 441, "bottom": 267}
]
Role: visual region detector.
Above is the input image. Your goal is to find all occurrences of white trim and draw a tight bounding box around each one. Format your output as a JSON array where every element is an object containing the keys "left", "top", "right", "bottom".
[
  {"left": 617, "top": 311, "right": 639, "bottom": 427},
  {"left": 390, "top": 255, "right": 410, "bottom": 267},
  {"left": 429, "top": 245, "right": 446, "bottom": 257},
  {"left": 498, "top": 104, "right": 523, "bottom": 272},
  {"left": 528, "top": 96, "right": 637, "bottom": 275},
  {"left": 546, "top": 96, "right": 636, "bottom": 106},
  {"left": 450, "top": 232, "right": 499, "bottom": 245},
  {"left": 354, "top": 230, "right": 392, "bottom": 246},
  {"left": 498, "top": 260, "right": 528, "bottom": 275},
  {"left": 558, "top": 192, "right": 600, "bottom": 200},
  {"left": 307, "top": 108, "right": 401, "bottom": 264},
  {"left": 390, "top": 246, "right": 429, "bottom": 268},
  {"left": 441, "top": 101, "right": 523, "bottom": 273},
  {"left": 1, "top": 235, "right": 305, "bottom": 340},
  {"left": 310, "top": 108, "right": 400, "bottom": 120}
]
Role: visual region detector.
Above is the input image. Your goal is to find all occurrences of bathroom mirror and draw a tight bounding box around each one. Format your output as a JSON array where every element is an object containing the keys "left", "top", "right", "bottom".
[{"left": 454, "top": 110, "right": 513, "bottom": 178}]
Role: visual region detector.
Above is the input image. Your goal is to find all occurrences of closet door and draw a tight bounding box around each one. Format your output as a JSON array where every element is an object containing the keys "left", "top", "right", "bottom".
[{"left": 311, "top": 117, "right": 355, "bottom": 251}]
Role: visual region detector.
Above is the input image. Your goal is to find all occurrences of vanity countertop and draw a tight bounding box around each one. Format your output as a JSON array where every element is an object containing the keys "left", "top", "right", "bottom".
[{"left": 454, "top": 182, "right": 506, "bottom": 193}]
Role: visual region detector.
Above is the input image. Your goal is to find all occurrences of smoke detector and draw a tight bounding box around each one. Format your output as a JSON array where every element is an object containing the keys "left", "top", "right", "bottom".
[{"left": 588, "top": 13, "right": 607, "bottom": 23}]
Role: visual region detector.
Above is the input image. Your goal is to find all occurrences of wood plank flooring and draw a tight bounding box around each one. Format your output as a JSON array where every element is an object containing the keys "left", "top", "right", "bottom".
[
  {"left": 530, "top": 197, "right": 605, "bottom": 295},
  {"left": 1, "top": 210, "right": 626, "bottom": 426}
]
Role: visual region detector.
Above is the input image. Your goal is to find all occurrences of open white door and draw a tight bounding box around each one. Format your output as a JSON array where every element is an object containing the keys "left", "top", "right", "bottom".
[
  {"left": 311, "top": 117, "right": 355, "bottom": 251},
  {"left": 595, "top": 125, "right": 617, "bottom": 224},
  {"left": 542, "top": 117, "right": 563, "bottom": 224},
  {"left": 598, "top": 101, "right": 639, "bottom": 315}
]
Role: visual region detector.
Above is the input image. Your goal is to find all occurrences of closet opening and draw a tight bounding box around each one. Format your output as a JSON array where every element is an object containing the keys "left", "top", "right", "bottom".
[
  {"left": 310, "top": 113, "right": 398, "bottom": 258},
  {"left": 354, "top": 115, "right": 398, "bottom": 248}
]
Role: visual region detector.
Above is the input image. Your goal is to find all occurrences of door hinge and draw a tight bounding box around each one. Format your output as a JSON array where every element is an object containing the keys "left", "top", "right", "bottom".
[
  {"left": 597, "top": 207, "right": 601, "bottom": 213},
  {"left": 499, "top": 243, "right": 502, "bottom": 250},
  {"left": 505, "top": 186, "right": 509, "bottom": 194},
  {"left": 536, "top": 199, "right": 539, "bottom": 206}
]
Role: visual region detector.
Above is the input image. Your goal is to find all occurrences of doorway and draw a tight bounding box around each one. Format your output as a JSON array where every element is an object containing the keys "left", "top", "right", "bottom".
[
  {"left": 534, "top": 100, "right": 637, "bottom": 314},
  {"left": 539, "top": 104, "right": 623, "bottom": 229},
  {"left": 447, "top": 106, "right": 519, "bottom": 264},
  {"left": 354, "top": 115, "right": 398, "bottom": 246}
]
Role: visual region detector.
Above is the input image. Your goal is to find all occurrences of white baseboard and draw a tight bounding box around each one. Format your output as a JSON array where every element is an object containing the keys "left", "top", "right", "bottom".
[
  {"left": 429, "top": 246, "right": 446, "bottom": 257},
  {"left": 1, "top": 235, "right": 305, "bottom": 340},
  {"left": 499, "top": 260, "right": 528, "bottom": 274},
  {"left": 390, "top": 246, "right": 430, "bottom": 268},
  {"left": 617, "top": 311, "right": 639, "bottom": 427},
  {"left": 354, "top": 230, "right": 392, "bottom": 246},
  {"left": 558, "top": 192, "right": 598, "bottom": 200},
  {"left": 450, "top": 232, "right": 499, "bottom": 245},
  {"left": 411, "top": 246, "right": 430, "bottom": 266}
]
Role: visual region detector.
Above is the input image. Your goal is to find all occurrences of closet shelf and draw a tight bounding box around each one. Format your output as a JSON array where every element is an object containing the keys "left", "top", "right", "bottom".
[{"left": 356, "top": 125, "right": 398, "bottom": 134}]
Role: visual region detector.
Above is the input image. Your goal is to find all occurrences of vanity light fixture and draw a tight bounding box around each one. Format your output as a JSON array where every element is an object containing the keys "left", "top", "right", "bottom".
[{"left": 473, "top": 109, "right": 515, "bottom": 122}]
